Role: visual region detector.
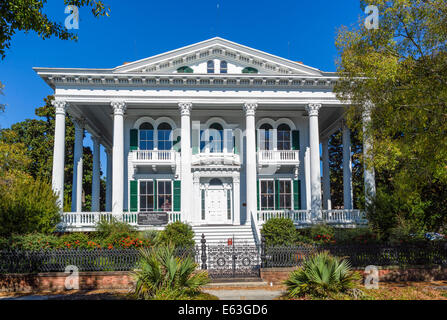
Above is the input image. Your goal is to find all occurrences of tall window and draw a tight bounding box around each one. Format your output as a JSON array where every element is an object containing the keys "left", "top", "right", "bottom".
[
  {"left": 139, "top": 181, "right": 154, "bottom": 212},
  {"left": 207, "top": 60, "right": 214, "bottom": 73},
  {"left": 278, "top": 180, "right": 292, "bottom": 210},
  {"left": 209, "top": 123, "right": 224, "bottom": 153},
  {"left": 277, "top": 124, "right": 291, "bottom": 150},
  {"left": 157, "top": 180, "right": 172, "bottom": 211},
  {"left": 259, "top": 123, "right": 273, "bottom": 150},
  {"left": 139, "top": 123, "right": 154, "bottom": 150},
  {"left": 157, "top": 123, "right": 172, "bottom": 150},
  {"left": 260, "top": 180, "right": 275, "bottom": 210},
  {"left": 220, "top": 61, "right": 228, "bottom": 73}
]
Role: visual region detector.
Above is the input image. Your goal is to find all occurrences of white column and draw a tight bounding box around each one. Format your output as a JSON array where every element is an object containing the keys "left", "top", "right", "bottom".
[
  {"left": 305, "top": 103, "right": 322, "bottom": 216},
  {"left": 244, "top": 102, "right": 258, "bottom": 224},
  {"left": 343, "top": 123, "right": 353, "bottom": 210},
  {"left": 105, "top": 148, "right": 112, "bottom": 212},
  {"left": 179, "top": 102, "right": 193, "bottom": 223},
  {"left": 304, "top": 147, "right": 311, "bottom": 210},
  {"left": 363, "top": 103, "right": 376, "bottom": 204},
  {"left": 51, "top": 100, "right": 67, "bottom": 210},
  {"left": 111, "top": 100, "right": 126, "bottom": 214},
  {"left": 322, "top": 138, "right": 332, "bottom": 210},
  {"left": 233, "top": 175, "right": 241, "bottom": 225},
  {"left": 192, "top": 173, "right": 200, "bottom": 224},
  {"left": 71, "top": 118, "right": 84, "bottom": 212},
  {"left": 91, "top": 136, "right": 101, "bottom": 212}
]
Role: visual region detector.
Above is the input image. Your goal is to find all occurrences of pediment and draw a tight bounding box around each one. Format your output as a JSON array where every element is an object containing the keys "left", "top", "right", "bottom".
[{"left": 113, "top": 37, "right": 323, "bottom": 76}]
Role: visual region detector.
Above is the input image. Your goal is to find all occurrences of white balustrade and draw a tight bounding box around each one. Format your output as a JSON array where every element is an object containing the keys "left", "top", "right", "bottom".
[
  {"left": 258, "top": 150, "right": 299, "bottom": 164},
  {"left": 133, "top": 150, "right": 176, "bottom": 162}
]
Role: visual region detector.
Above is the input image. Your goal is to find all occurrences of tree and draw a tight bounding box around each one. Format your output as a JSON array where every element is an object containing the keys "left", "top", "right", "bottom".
[
  {"left": 0, "top": 95, "right": 106, "bottom": 211},
  {"left": 334, "top": 0, "right": 447, "bottom": 233},
  {"left": 0, "top": 0, "right": 110, "bottom": 59}
]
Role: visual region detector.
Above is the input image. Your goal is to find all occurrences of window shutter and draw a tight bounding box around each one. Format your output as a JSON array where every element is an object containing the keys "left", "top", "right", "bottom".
[
  {"left": 173, "top": 180, "right": 181, "bottom": 212},
  {"left": 154, "top": 180, "right": 158, "bottom": 211},
  {"left": 275, "top": 180, "right": 280, "bottom": 210},
  {"left": 292, "top": 130, "right": 300, "bottom": 150},
  {"left": 233, "top": 136, "right": 239, "bottom": 155},
  {"left": 173, "top": 136, "right": 181, "bottom": 152},
  {"left": 130, "top": 180, "right": 138, "bottom": 212},
  {"left": 255, "top": 129, "right": 259, "bottom": 151},
  {"left": 293, "top": 180, "right": 301, "bottom": 210},
  {"left": 257, "top": 180, "right": 260, "bottom": 210},
  {"left": 191, "top": 128, "right": 199, "bottom": 155},
  {"left": 130, "top": 129, "right": 138, "bottom": 151}
]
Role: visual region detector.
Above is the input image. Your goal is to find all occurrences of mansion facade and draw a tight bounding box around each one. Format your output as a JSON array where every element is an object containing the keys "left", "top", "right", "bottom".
[{"left": 35, "top": 38, "right": 374, "bottom": 243}]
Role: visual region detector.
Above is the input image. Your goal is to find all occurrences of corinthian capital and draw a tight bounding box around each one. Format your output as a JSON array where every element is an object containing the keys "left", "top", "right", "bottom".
[
  {"left": 243, "top": 102, "right": 258, "bottom": 116},
  {"left": 306, "top": 103, "right": 322, "bottom": 117},
  {"left": 111, "top": 100, "right": 127, "bottom": 115},
  {"left": 178, "top": 102, "right": 192, "bottom": 116},
  {"left": 52, "top": 99, "right": 68, "bottom": 115}
]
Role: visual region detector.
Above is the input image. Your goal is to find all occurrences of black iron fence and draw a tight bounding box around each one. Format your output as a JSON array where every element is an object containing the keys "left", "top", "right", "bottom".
[{"left": 261, "top": 239, "right": 447, "bottom": 268}]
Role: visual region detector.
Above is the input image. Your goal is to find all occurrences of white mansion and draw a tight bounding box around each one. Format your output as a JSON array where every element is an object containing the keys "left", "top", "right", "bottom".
[{"left": 35, "top": 38, "right": 374, "bottom": 244}]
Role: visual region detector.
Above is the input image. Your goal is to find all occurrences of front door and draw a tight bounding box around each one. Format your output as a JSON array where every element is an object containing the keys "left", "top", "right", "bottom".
[{"left": 206, "top": 187, "right": 227, "bottom": 224}]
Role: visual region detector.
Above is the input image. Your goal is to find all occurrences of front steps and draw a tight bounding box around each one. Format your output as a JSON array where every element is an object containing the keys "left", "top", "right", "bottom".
[{"left": 192, "top": 225, "right": 256, "bottom": 246}]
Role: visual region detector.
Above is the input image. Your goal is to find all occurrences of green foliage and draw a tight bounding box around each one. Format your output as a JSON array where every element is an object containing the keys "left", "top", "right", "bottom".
[
  {"left": 0, "top": 0, "right": 110, "bottom": 59},
  {"left": 0, "top": 175, "right": 60, "bottom": 236},
  {"left": 335, "top": 0, "right": 447, "bottom": 233},
  {"left": 284, "top": 251, "right": 361, "bottom": 299},
  {"left": 309, "top": 224, "right": 335, "bottom": 244},
  {"left": 157, "top": 222, "right": 195, "bottom": 247},
  {"left": 333, "top": 227, "right": 378, "bottom": 244},
  {"left": 95, "top": 218, "right": 136, "bottom": 239},
  {"left": 132, "top": 245, "right": 209, "bottom": 300},
  {"left": 261, "top": 218, "right": 297, "bottom": 246}
]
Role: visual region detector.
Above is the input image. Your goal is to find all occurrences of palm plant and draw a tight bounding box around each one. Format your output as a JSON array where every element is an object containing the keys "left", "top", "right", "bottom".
[
  {"left": 284, "top": 251, "right": 360, "bottom": 299},
  {"left": 132, "top": 244, "right": 209, "bottom": 300}
]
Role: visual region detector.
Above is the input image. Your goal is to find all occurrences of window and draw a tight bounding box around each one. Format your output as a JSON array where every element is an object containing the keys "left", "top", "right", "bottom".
[
  {"left": 227, "top": 189, "right": 231, "bottom": 220},
  {"left": 157, "top": 123, "right": 172, "bottom": 150},
  {"left": 278, "top": 180, "right": 292, "bottom": 210},
  {"left": 139, "top": 181, "right": 154, "bottom": 212},
  {"left": 260, "top": 180, "right": 275, "bottom": 210},
  {"left": 201, "top": 189, "right": 206, "bottom": 220},
  {"left": 157, "top": 180, "right": 172, "bottom": 211},
  {"left": 277, "top": 124, "right": 291, "bottom": 150},
  {"left": 177, "top": 66, "right": 193, "bottom": 73},
  {"left": 259, "top": 123, "right": 273, "bottom": 150},
  {"left": 209, "top": 123, "right": 224, "bottom": 153},
  {"left": 139, "top": 122, "right": 154, "bottom": 150},
  {"left": 220, "top": 61, "right": 228, "bottom": 74},
  {"left": 207, "top": 60, "right": 214, "bottom": 73},
  {"left": 242, "top": 67, "right": 258, "bottom": 74}
]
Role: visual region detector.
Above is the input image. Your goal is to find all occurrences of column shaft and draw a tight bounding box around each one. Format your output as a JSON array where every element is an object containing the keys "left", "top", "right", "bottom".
[
  {"left": 179, "top": 103, "right": 193, "bottom": 223},
  {"left": 233, "top": 177, "right": 241, "bottom": 225},
  {"left": 71, "top": 119, "right": 84, "bottom": 212},
  {"left": 343, "top": 124, "right": 353, "bottom": 209},
  {"left": 322, "top": 138, "right": 332, "bottom": 210},
  {"left": 91, "top": 137, "right": 101, "bottom": 212},
  {"left": 111, "top": 101, "right": 126, "bottom": 214},
  {"left": 105, "top": 149, "right": 112, "bottom": 212},
  {"left": 51, "top": 100, "right": 67, "bottom": 210},
  {"left": 306, "top": 104, "right": 322, "bottom": 216},
  {"left": 244, "top": 102, "right": 258, "bottom": 224}
]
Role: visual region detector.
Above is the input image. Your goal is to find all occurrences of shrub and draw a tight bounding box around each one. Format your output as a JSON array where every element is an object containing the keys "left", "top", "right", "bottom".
[
  {"left": 284, "top": 251, "right": 361, "bottom": 299},
  {"left": 309, "top": 224, "right": 335, "bottom": 244},
  {"left": 9, "top": 233, "right": 60, "bottom": 250},
  {"left": 132, "top": 245, "right": 209, "bottom": 300},
  {"left": 59, "top": 232, "right": 90, "bottom": 249},
  {"left": 95, "top": 218, "right": 136, "bottom": 239},
  {"left": 333, "top": 228, "right": 378, "bottom": 244},
  {"left": 157, "top": 222, "right": 195, "bottom": 247},
  {"left": 0, "top": 176, "right": 60, "bottom": 236},
  {"left": 261, "top": 218, "right": 296, "bottom": 246}
]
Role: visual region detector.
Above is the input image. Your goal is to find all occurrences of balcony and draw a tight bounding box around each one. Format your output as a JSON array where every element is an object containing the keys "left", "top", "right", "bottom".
[
  {"left": 131, "top": 150, "right": 177, "bottom": 171},
  {"left": 257, "top": 150, "right": 299, "bottom": 171},
  {"left": 191, "top": 152, "right": 241, "bottom": 166}
]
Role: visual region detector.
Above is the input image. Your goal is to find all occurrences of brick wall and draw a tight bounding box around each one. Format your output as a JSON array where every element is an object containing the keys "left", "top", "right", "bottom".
[{"left": 261, "top": 266, "right": 447, "bottom": 285}]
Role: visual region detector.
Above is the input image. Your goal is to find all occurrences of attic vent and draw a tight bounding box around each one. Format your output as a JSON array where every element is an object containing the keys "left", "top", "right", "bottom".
[
  {"left": 177, "top": 66, "right": 193, "bottom": 73},
  {"left": 160, "top": 62, "right": 170, "bottom": 69},
  {"left": 225, "top": 52, "right": 236, "bottom": 59},
  {"left": 200, "top": 51, "right": 209, "bottom": 58},
  {"left": 242, "top": 67, "right": 258, "bottom": 74},
  {"left": 186, "top": 55, "right": 196, "bottom": 62}
]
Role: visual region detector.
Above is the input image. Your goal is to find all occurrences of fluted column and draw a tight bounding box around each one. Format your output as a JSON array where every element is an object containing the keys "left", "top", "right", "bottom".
[
  {"left": 111, "top": 100, "right": 126, "bottom": 214},
  {"left": 306, "top": 103, "right": 322, "bottom": 216},
  {"left": 71, "top": 118, "right": 84, "bottom": 212},
  {"left": 244, "top": 102, "right": 258, "bottom": 224},
  {"left": 343, "top": 123, "right": 353, "bottom": 209},
  {"left": 363, "top": 102, "right": 376, "bottom": 204},
  {"left": 105, "top": 148, "right": 113, "bottom": 212},
  {"left": 51, "top": 100, "right": 67, "bottom": 210},
  {"left": 322, "top": 138, "right": 332, "bottom": 210},
  {"left": 179, "top": 102, "right": 193, "bottom": 223},
  {"left": 91, "top": 136, "right": 101, "bottom": 212}
]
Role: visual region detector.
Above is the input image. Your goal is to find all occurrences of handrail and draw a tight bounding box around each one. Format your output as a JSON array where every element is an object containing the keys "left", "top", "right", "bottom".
[{"left": 250, "top": 210, "right": 261, "bottom": 247}]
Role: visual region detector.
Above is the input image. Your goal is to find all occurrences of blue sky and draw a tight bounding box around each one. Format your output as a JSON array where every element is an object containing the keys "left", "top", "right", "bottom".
[{"left": 0, "top": 0, "right": 363, "bottom": 173}]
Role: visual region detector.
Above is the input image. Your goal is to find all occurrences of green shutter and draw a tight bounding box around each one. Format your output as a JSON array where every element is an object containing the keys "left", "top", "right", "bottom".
[
  {"left": 130, "top": 129, "right": 138, "bottom": 151},
  {"left": 192, "top": 128, "right": 199, "bottom": 155},
  {"left": 173, "top": 180, "right": 181, "bottom": 212},
  {"left": 255, "top": 130, "right": 259, "bottom": 151},
  {"left": 257, "top": 180, "right": 260, "bottom": 210},
  {"left": 173, "top": 136, "right": 181, "bottom": 152},
  {"left": 292, "top": 130, "right": 300, "bottom": 150},
  {"left": 130, "top": 180, "right": 138, "bottom": 212},
  {"left": 233, "top": 136, "right": 239, "bottom": 155},
  {"left": 154, "top": 180, "right": 158, "bottom": 211},
  {"left": 293, "top": 180, "right": 301, "bottom": 210},
  {"left": 275, "top": 180, "right": 280, "bottom": 210}
]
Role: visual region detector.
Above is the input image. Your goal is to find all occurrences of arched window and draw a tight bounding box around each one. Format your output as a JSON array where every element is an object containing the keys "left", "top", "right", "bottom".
[
  {"left": 177, "top": 66, "right": 193, "bottom": 73},
  {"left": 242, "top": 67, "right": 258, "bottom": 74},
  {"left": 209, "top": 178, "right": 223, "bottom": 186},
  {"left": 259, "top": 123, "right": 274, "bottom": 150},
  {"left": 157, "top": 123, "right": 172, "bottom": 150},
  {"left": 277, "top": 124, "right": 291, "bottom": 150},
  {"left": 208, "top": 123, "right": 224, "bottom": 153},
  {"left": 207, "top": 60, "right": 214, "bottom": 73},
  {"left": 220, "top": 61, "right": 228, "bottom": 74},
  {"left": 139, "top": 122, "right": 154, "bottom": 150}
]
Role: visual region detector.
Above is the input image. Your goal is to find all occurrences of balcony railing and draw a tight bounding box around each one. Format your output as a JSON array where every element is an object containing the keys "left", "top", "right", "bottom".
[
  {"left": 257, "top": 209, "right": 367, "bottom": 226},
  {"left": 132, "top": 150, "right": 176, "bottom": 162},
  {"left": 191, "top": 152, "right": 241, "bottom": 166},
  {"left": 257, "top": 150, "right": 299, "bottom": 165}
]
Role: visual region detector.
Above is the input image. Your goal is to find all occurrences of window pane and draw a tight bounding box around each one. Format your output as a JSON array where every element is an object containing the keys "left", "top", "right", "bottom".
[
  {"left": 140, "top": 196, "right": 146, "bottom": 210},
  {"left": 140, "top": 182, "right": 146, "bottom": 194},
  {"left": 148, "top": 196, "right": 154, "bottom": 210}
]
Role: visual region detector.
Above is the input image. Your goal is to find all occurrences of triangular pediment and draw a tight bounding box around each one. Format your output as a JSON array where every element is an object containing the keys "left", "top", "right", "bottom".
[{"left": 113, "top": 37, "right": 324, "bottom": 76}]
